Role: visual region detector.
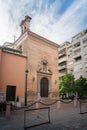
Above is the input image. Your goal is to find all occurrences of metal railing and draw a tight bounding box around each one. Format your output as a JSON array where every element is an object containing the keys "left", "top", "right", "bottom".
[
  {"left": 24, "top": 107, "right": 50, "bottom": 129},
  {"left": 79, "top": 100, "right": 87, "bottom": 114}
]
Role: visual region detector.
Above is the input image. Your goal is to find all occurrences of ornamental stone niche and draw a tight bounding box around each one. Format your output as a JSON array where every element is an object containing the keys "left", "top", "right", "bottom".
[{"left": 37, "top": 58, "right": 52, "bottom": 98}]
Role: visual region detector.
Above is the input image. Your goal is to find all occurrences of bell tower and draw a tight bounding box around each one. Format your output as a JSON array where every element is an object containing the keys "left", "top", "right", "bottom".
[{"left": 20, "top": 16, "right": 32, "bottom": 35}]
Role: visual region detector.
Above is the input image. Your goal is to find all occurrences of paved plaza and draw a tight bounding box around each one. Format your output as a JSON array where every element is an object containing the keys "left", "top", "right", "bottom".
[{"left": 0, "top": 103, "right": 87, "bottom": 130}]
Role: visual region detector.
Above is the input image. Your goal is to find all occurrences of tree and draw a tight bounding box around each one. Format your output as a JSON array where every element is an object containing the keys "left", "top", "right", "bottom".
[
  {"left": 59, "top": 73, "right": 75, "bottom": 97},
  {"left": 75, "top": 76, "right": 87, "bottom": 99}
]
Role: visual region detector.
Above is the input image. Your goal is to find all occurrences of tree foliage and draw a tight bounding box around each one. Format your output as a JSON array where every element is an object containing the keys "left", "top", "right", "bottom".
[
  {"left": 59, "top": 73, "right": 87, "bottom": 99},
  {"left": 59, "top": 73, "right": 75, "bottom": 96},
  {"left": 75, "top": 76, "right": 87, "bottom": 99}
]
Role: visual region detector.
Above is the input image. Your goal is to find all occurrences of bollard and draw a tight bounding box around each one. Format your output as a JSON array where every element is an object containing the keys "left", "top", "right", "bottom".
[
  {"left": 57, "top": 100, "right": 61, "bottom": 109},
  {"left": 36, "top": 101, "right": 39, "bottom": 108},
  {"left": 6, "top": 102, "right": 11, "bottom": 119},
  {"left": 36, "top": 102, "right": 39, "bottom": 113},
  {"left": 74, "top": 98, "right": 78, "bottom": 107}
]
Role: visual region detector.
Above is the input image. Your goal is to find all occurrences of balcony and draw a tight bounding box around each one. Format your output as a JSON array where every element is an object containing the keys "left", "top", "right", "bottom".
[
  {"left": 83, "top": 38, "right": 87, "bottom": 44},
  {"left": 58, "top": 57, "right": 67, "bottom": 64},
  {"left": 59, "top": 52, "right": 66, "bottom": 58},
  {"left": 59, "top": 65, "right": 67, "bottom": 70},
  {"left": 59, "top": 47, "right": 66, "bottom": 51},
  {"left": 59, "top": 72, "right": 66, "bottom": 77},
  {"left": 74, "top": 56, "right": 82, "bottom": 63},
  {"left": 59, "top": 73, "right": 65, "bottom": 77},
  {"left": 73, "top": 46, "right": 81, "bottom": 51},
  {"left": 73, "top": 53, "right": 81, "bottom": 59}
]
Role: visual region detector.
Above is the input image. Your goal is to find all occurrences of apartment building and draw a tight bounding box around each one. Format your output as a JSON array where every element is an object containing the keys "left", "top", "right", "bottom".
[
  {"left": 58, "top": 41, "right": 70, "bottom": 78},
  {"left": 59, "top": 29, "right": 87, "bottom": 79},
  {"left": 72, "top": 30, "right": 87, "bottom": 79},
  {"left": 67, "top": 43, "right": 74, "bottom": 74}
]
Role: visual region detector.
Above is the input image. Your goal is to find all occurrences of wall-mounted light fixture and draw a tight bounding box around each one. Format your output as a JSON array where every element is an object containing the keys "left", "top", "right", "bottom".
[{"left": 55, "top": 80, "right": 57, "bottom": 85}]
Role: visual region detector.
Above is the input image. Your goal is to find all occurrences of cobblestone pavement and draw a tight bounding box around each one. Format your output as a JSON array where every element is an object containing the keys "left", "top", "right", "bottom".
[{"left": 0, "top": 105, "right": 87, "bottom": 130}]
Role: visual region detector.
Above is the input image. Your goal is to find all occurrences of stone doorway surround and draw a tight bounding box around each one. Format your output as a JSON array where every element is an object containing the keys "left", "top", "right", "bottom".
[
  {"left": 37, "top": 72, "right": 52, "bottom": 98},
  {"left": 37, "top": 58, "right": 52, "bottom": 99}
]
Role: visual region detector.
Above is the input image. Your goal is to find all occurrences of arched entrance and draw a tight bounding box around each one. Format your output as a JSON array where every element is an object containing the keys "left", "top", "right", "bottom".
[{"left": 40, "top": 77, "right": 49, "bottom": 97}]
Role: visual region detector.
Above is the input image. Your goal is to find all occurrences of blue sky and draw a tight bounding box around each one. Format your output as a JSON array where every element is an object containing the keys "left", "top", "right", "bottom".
[{"left": 0, "top": 0, "right": 87, "bottom": 45}]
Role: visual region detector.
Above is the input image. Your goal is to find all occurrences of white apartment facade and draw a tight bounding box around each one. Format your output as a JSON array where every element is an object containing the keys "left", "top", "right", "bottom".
[
  {"left": 59, "top": 29, "right": 87, "bottom": 79},
  {"left": 58, "top": 41, "right": 70, "bottom": 78},
  {"left": 72, "top": 30, "right": 87, "bottom": 79}
]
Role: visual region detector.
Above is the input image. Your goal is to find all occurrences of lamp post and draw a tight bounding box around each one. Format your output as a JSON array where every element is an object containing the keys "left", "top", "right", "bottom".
[{"left": 25, "top": 70, "right": 29, "bottom": 106}]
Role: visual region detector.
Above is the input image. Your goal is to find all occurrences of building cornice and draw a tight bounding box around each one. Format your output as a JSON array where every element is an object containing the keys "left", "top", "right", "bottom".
[
  {"left": 2, "top": 47, "right": 27, "bottom": 58},
  {"left": 28, "top": 31, "right": 59, "bottom": 48},
  {"left": 37, "top": 71, "right": 52, "bottom": 75},
  {"left": 14, "top": 30, "right": 59, "bottom": 48}
]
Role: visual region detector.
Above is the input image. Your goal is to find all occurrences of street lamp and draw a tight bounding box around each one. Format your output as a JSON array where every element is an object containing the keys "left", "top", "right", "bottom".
[{"left": 25, "top": 69, "right": 29, "bottom": 106}]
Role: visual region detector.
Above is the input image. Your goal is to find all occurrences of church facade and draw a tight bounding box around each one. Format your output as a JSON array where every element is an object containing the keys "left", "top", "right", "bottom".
[{"left": 14, "top": 16, "right": 59, "bottom": 101}]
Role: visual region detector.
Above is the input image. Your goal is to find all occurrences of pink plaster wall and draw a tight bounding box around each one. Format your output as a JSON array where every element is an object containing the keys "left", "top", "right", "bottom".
[
  {"left": 0, "top": 49, "right": 2, "bottom": 90},
  {"left": 0, "top": 50, "right": 26, "bottom": 98}
]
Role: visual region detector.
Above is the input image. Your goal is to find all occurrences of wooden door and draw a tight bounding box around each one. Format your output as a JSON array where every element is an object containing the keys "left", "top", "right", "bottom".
[
  {"left": 40, "top": 77, "right": 48, "bottom": 97},
  {"left": 6, "top": 85, "right": 16, "bottom": 101}
]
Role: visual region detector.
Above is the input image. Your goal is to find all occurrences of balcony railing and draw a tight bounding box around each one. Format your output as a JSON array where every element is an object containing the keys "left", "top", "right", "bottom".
[
  {"left": 59, "top": 73, "right": 65, "bottom": 77},
  {"left": 59, "top": 52, "right": 66, "bottom": 57},
  {"left": 58, "top": 57, "right": 67, "bottom": 63},
  {"left": 73, "top": 53, "right": 81, "bottom": 58},
  {"left": 59, "top": 65, "right": 67, "bottom": 70}
]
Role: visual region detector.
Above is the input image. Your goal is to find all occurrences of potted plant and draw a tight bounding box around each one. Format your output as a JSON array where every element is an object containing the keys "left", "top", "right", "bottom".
[
  {"left": 16, "top": 96, "right": 21, "bottom": 107},
  {"left": 16, "top": 96, "right": 19, "bottom": 102}
]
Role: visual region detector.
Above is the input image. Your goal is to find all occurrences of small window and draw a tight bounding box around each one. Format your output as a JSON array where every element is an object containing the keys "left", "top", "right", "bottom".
[
  {"left": 73, "top": 42, "right": 80, "bottom": 48},
  {"left": 74, "top": 56, "right": 81, "bottom": 62},
  {"left": 83, "top": 38, "right": 87, "bottom": 43}
]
